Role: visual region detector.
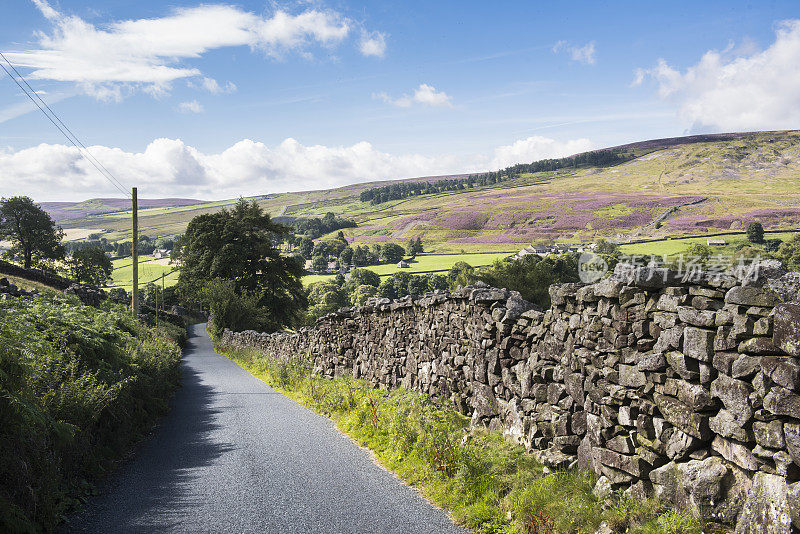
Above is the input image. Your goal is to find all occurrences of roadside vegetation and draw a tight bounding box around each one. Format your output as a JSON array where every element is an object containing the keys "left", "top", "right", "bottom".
[
  {"left": 0, "top": 292, "right": 183, "bottom": 533},
  {"left": 221, "top": 345, "right": 706, "bottom": 534}
]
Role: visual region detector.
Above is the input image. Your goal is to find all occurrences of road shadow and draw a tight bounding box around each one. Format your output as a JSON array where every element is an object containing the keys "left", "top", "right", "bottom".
[{"left": 61, "top": 328, "right": 236, "bottom": 533}]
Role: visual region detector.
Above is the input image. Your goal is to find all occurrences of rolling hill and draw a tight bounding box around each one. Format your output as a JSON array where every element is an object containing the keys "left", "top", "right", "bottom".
[{"left": 51, "top": 130, "right": 800, "bottom": 252}]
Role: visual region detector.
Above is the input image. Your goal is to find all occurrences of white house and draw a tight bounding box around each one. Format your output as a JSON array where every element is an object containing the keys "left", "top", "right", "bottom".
[
  {"left": 153, "top": 249, "right": 172, "bottom": 259},
  {"left": 707, "top": 238, "right": 726, "bottom": 246},
  {"left": 397, "top": 260, "right": 409, "bottom": 268}
]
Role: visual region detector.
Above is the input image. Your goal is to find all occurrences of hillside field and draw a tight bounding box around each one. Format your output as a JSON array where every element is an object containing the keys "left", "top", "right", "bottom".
[{"left": 54, "top": 131, "right": 800, "bottom": 252}]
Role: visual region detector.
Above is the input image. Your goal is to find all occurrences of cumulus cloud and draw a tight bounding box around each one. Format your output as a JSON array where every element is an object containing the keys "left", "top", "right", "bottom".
[
  {"left": 0, "top": 134, "right": 596, "bottom": 202},
  {"left": 4, "top": 1, "right": 379, "bottom": 100},
  {"left": 177, "top": 100, "right": 203, "bottom": 113},
  {"left": 374, "top": 84, "right": 453, "bottom": 107},
  {"left": 359, "top": 30, "right": 387, "bottom": 57},
  {"left": 553, "top": 40, "right": 596, "bottom": 65},
  {"left": 490, "top": 136, "right": 593, "bottom": 168},
  {"left": 634, "top": 20, "right": 800, "bottom": 131}
]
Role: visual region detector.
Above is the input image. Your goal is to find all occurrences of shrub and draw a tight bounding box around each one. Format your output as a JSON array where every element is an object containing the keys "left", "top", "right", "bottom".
[{"left": 0, "top": 294, "right": 182, "bottom": 532}]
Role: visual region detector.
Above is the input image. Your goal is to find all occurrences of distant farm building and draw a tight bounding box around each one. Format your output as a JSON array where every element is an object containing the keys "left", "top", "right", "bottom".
[
  {"left": 707, "top": 238, "right": 726, "bottom": 246},
  {"left": 397, "top": 260, "right": 409, "bottom": 268},
  {"left": 153, "top": 249, "right": 172, "bottom": 259}
]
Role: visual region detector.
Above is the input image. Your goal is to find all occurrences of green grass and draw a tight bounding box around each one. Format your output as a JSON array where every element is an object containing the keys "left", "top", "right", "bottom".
[
  {"left": 619, "top": 231, "right": 799, "bottom": 258},
  {"left": 221, "top": 345, "right": 708, "bottom": 534},
  {"left": 108, "top": 257, "right": 179, "bottom": 290},
  {"left": 302, "top": 252, "right": 513, "bottom": 286}
]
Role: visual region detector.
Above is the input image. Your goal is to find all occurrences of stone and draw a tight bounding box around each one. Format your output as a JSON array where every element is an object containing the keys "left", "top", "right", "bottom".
[
  {"left": 725, "top": 286, "right": 783, "bottom": 307},
  {"left": 664, "top": 378, "right": 715, "bottom": 410},
  {"left": 764, "top": 387, "right": 800, "bottom": 419},
  {"left": 762, "top": 356, "right": 800, "bottom": 391},
  {"left": 683, "top": 327, "right": 715, "bottom": 362},
  {"left": 711, "top": 374, "right": 754, "bottom": 424},
  {"left": 666, "top": 351, "right": 700, "bottom": 380},
  {"left": 734, "top": 472, "right": 792, "bottom": 534},
  {"left": 678, "top": 306, "right": 717, "bottom": 328},
  {"left": 712, "top": 435, "right": 759, "bottom": 471},
  {"left": 650, "top": 457, "right": 736, "bottom": 519},
  {"left": 618, "top": 364, "right": 646, "bottom": 388},
  {"left": 753, "top": 420, "right": 785, "bottom": 449},
  {"left": 654, "top": 393, "right": 710, "bottom": 440},
  {"left": 730, "top": 354, "right": 761, "bottom": 379},
  {"left": 637, "top": 352, "right": 666, "bottom": 372},
  {"left": 664, "top": 427, "right": 700, "bottom": 460},
  {"left": 784, "top": 423, "right": 800, "bottom": 467},
  {"left": 710, "top": 409, "right": 753, "bottom": 443},
  {"left": 737, "top": 337, "right": 779, "bottom": 355},
  {"left": 788, "top": 481, "right": 800, "bottom": 529},
  {"left": 593, "top": 475, "right": 612, "bottom": 501}
]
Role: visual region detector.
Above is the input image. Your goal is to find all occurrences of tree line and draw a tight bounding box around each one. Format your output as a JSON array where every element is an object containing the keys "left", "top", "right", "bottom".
[{"left": 358, "top": 148, "right": 634, "bottom": 205}]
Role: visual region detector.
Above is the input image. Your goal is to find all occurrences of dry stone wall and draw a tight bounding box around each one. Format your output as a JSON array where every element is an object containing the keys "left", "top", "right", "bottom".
[{"left": 222, "top": 264, "right": 800, "bottom": 532}]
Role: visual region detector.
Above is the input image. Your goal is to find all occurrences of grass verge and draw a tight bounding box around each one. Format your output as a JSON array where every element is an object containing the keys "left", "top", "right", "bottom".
[{"left": 220, "top": 345, "right": 709, "bottom": 534}]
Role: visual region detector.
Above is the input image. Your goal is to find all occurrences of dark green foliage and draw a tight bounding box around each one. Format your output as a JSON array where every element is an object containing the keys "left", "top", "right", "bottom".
[
  {"left": 746, "top": 222, "right": 764, "bottom": 243},
  {"left": 772, "top": 234, "right": 800, "bottom": 271},
  {"left": 289, "top": 212, "right": 356, "bottom": 239},
  {"left": 0, "top": 295, "right": 182, "bottom": 532},
  {"left": 0, "top": 196, "right": 64, "bottom": 269},
  {"left": 380, "top": 243, "right": 406, "bottom": 264},
  {"left": 407, "top": 237, "right": 423, "bottom": 256},
  {"left": 344, "top": 268, "right": 380, "bottom": 291},
  {"left": 176, "top": 199, "right": 306, "bottom": 332},
  {"left": 472, "top": 254, "right": 581, "bottom": 308},
  {"left": 305, "top": 281, "right": 348, "bottom": 322},
  {"left": 67, "top": 246, "right": 113, "bottom": 286}
]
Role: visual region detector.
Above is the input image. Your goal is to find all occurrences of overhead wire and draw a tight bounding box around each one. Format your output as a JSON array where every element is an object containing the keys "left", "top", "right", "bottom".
[{"left": 0, "top": 52, "right": 130, "bottom": 197}]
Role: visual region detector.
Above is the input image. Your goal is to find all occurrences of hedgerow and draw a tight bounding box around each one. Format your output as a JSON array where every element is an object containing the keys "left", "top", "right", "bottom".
[{"left": 0, "top": 293, "right": 182, "bottom": 533}]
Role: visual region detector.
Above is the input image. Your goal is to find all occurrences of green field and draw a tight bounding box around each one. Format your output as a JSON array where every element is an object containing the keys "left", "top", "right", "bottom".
[
  {"left": 619, "top": 230, "right": 799, "bottom": 258},
  {"left": 108, "top": 257, "right": 179, "bottom": 291},
  {"left": 302, "top": 251, "right": 513, "bottom": 285}
]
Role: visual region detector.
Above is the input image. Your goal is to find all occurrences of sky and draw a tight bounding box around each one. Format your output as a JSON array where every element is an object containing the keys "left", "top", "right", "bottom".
[{"left": 1, "top": 0, "right": 799, "bottom": 201}]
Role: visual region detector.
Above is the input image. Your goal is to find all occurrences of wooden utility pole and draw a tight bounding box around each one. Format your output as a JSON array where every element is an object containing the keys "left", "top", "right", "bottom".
[{"left": 132, "top": 187, "right": 139, "bottom": 317}]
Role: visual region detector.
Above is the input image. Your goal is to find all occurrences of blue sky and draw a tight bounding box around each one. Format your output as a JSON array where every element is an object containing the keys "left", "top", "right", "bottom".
[{"left": 1, "top": 0, "right": 799, "bottom": 201}]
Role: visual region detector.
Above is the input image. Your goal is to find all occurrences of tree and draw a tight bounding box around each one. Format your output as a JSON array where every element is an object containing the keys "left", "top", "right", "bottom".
[
  {"left": 0, "top": 196, "right": 64, "bottom": 269},
  {"left": 345, "top": 268, "right": 380, "bottom": 291},
  {"left": 350, "top": 284, "right": 378, "bottom": 306},
  {"left": 338, "top": 246, "right": 353, "bottom": 266},
  {"left": 298, "top": 237, "right": 315, "bottom": 259},
  {"left": 176, "top": 199, "right": 306, "bottom": 332},
  {"left": 380, "top": 243, "right": 405, "bottom": 264},
  {"left": 447, "top": 261, "right": 475, "bottom": 287},
  {"left": 747, "top": 222, "right": 764, "bottom": 244},
  {"left": 67, "top": 246, "right": 113, "bottom": 286},
  {"left": 312, "top": 255, "right": 328, "bottom": 272},
  {"left": 407, "top": 237, "right": 423, "bottom": 256}
]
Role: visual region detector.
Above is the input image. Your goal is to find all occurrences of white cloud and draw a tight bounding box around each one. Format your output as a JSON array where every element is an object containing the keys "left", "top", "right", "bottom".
[
  {"left": 490, "top": 136, "right": 593, "bottom": 168},
  {"left": 0, "top": 134, "right": 594, "bottom": 201},
  {"left": 553, "top": 40, "right": 596, "bottom": 65},
  {"left": 177, "top": 100, "right": 203, "bottom": 113},
  {"left": 359, "top": 31, "right": 387, "bottom": 57},
  {"left": 375, "top": 83, "right": 453, "bottom": 108},
  {"left": 4, "top": 1, "right": 378, "bottom": 100},
  {"left": 199, "top": 77, "right": 237, "bottom": 94},
  {"left": 634, "top": 19, "right": 800, "bottom": 131}
]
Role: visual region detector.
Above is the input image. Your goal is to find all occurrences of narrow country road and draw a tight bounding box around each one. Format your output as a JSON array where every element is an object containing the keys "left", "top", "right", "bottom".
[{"left": 62, "top": 324, "right": 469, "bottom": 534}]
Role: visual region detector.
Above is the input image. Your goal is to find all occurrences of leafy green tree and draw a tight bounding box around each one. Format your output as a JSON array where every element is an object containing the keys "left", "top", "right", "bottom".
[
  {"left": 176, "top": 199, "right": 306, "bottom": 332},
  {"left": 377, "top": 278, "right": 396, "bottom": 299},
  {"left": 339, "top": 246, "right": 353, "bottom": 266},
  {"left": 595, "top": 239, "right": 619, "bottom": 255},
  {"left": 306, "top": 281, "right": 348, "bottom": 322},
  {"left": 447, "top": 261, "right": 475, "bottom": 287},
  {"left": 350, "top": 284, "right": 378, "bottom": 306},
  {"left": 425, "top": 273, "right": 448, "bottom": 291},
  {"left": 685, "top": 243, "right": 712, "bottom": 263},
  {"left": 345, "top": 268, "right": 380, "bottom": 291},
  {"left": 407, "top": 237, "right": 423, "bottom": 256},
  {"left": 477, "top": 253, "right": 580, "bottom": 307},
  {"left": 380, "top": 243, "right": 406, "bottom": 264},
  {"left": 298, "top": 237, "right": 314, "bottom": 259},
  {"left": 772, "top": 234, "right": 800, "bottom": 271},
  {"left": 0, "top": 196, "right": 64, "bottom": 269},
  {"left": 747, "top": 222, "right": 764, "bottom": 244},
  {"left": 312, "top": 255, "right": 328, "bottom": 272},
  {"left": 67, "top": 246, "right": 113, "bottom": 286}
]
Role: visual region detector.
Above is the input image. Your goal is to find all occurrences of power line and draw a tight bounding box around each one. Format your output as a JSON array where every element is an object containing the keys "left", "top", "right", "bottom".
[{"left": 0, "top": 52, "right": 130, "bottom": 197}]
